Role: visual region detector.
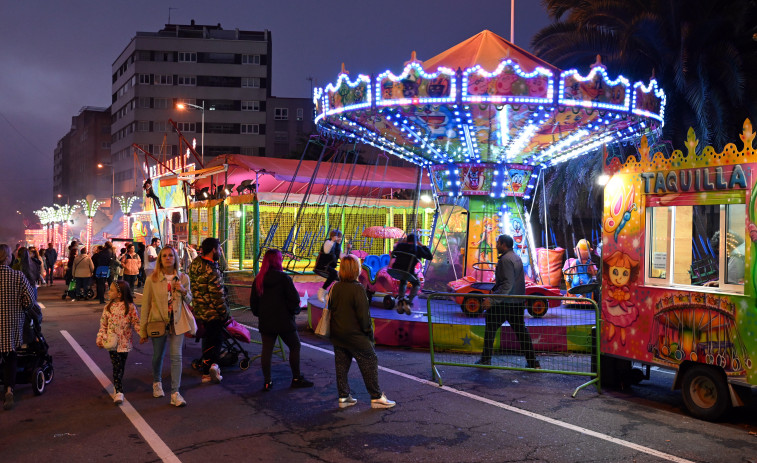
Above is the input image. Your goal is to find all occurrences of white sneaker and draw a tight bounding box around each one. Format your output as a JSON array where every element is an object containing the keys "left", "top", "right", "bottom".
[
  {"left": 317, "top": 287, "right": 326, "bottom": 303},
  {"left": 370, "top": 393, "right": 396, "bottom": 409},
  {"left": 153, "top": 382, "right": 164, "bottom": 398},
  {"left": 170, "top": 391, "right": 186, "bottom": 407},
  {"left": 113, "top": 392, "right": 124, "bottom": 405},
  {"left": 338, "top": 395, "right": 357, "bottom": 408},
  {"left": 209, "top": 363, "right": 222, "bottom": 383}
]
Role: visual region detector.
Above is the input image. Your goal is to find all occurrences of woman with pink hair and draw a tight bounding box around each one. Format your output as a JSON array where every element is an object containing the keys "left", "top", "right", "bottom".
[{"left": 250, "top": 249, "right": 313, "bottom": 391}]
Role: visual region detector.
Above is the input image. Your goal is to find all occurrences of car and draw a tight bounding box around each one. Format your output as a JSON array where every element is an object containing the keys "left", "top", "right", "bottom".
[{"left": 447, "top": 275, "right": 563, "bottom": 317}]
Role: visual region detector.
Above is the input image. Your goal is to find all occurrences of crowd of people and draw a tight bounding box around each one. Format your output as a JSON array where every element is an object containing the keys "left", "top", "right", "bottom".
[{"left": 1, "top": 230, "right": 536, "bottom": 412}]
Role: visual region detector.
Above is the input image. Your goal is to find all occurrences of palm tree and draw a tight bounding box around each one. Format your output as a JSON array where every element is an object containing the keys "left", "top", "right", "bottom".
[
  {"left": 533, "top": 0, "right": 757, "bottom": 149},
  {"left": 530, "top": 0, "right": 757, "bottom": 241}
]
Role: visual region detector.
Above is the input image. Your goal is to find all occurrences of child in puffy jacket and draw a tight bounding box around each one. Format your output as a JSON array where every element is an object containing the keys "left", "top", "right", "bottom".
[{"left": 96, "top": 280, "right": 139, "bottom": 405}]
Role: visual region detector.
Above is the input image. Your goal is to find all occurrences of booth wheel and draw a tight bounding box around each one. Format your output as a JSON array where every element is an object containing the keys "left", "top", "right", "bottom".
[
  {"left": 681, "top": 364, "right": 730, "bottom": 421},
  {"left": 383, "top": 295, "right": 395, "bottom": 310},
  {"left": 239, "top": 358, "right": 251, "bottom": 370},
  {"left": 31, "top": 367, "right": 46, "bottom": 395}
]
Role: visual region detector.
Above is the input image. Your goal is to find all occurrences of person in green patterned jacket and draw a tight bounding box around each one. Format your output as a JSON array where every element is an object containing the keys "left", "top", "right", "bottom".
[{"left": 188, "top": 237, "right": 228, "bottom": 384}]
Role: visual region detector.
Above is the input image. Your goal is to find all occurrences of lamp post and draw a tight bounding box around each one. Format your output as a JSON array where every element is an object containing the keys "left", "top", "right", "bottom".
[
  {"left": 176, "top": 101, "right": 206, "bottom": 165},
  {"left": 97, "top": 163, "right": 115, "bottom": 211}
]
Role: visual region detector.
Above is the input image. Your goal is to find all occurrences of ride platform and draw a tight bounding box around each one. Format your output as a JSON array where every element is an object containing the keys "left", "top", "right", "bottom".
[{"left": 307, "top": 294, "right": 596, "bottom": 352}]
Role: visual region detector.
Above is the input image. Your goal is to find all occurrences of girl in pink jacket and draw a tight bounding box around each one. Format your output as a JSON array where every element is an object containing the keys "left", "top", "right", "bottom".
[{"left": 96, "top": 280, "right": 140, "bottom": 405}]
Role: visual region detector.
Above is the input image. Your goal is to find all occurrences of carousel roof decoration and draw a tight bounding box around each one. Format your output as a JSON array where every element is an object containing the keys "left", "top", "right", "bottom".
[{"left": 314, "top": 30, "right": 666, "bottom": 169}]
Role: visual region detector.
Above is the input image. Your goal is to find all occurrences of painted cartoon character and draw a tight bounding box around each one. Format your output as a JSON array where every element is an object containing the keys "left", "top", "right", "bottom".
[
  {"left": 131, "top": 221, "right": 148, "bottom": 244},
  {"left": 475, "top": 217, "right": 495, "bottom": 266},
  {"left": 603, "top": 182, "right": 637, "bottom": 242},
  {"left": 602, "top": 250, "right": 640, "bottom": 345},
  {"left": 463, "top": 166, "right": 483, "bottom": 190},
  {"left": 510, "top": 217, "right": 530, "bottom": 273}
]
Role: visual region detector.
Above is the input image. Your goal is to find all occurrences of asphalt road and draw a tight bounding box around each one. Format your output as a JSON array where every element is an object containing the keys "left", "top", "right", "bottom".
[{"left": 1, "top": 284, "right": 755, "bottom": 463}]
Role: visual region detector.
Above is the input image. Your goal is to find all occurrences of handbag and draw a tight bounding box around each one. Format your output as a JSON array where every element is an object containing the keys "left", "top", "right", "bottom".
[
  {"left": 103, "top": 332, "right": 119, "bottom": 350},
  {"left": 314, "top": 307, "right": 330, "bottom": 338},
  {"left": 176, "top": 300, "right": 197, "bottom": 336},
  {"left": 146, "top": 320, "right": 167, "bottom": 337}
]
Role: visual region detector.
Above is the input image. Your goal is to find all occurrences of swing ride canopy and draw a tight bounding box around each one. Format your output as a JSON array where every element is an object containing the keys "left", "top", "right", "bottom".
[{"left": 314, "top": 30, "right": 666, "bottom": 170}]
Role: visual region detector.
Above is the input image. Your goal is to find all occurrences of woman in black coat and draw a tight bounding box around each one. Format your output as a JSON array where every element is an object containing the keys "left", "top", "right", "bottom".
[
  {"left": 250, "top": 249, "right": 313, "bottom": 391},
  {"left": 328, "top": 255, "right": 395, "bottom": 409}
]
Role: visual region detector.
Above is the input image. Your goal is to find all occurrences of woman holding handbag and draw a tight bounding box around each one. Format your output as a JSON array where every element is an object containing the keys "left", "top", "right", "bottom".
[
  {"left": 96, "top": 280, "right": 139, "bottom": 405},
  {"left": 250, "top": 249, "right": 313, "bottom": 391},
  {"left": 328, "top": 255, "right": 395, "bottom": 409},
  {"left": 139, "top": 245, "right": 192, "bottom": 407}
]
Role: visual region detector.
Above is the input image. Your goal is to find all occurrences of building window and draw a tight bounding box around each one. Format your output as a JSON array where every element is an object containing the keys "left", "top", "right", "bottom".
[
  {"left": 240, "top": 147, "right": 256, "bottom": 156},
  {"left": 178, "top": 52, "right": 197, "bottom": 62},
  {"left": 646, "top": 203, "right": 745, "bottom": 293},
  {"left": 177, "top": 122, "right": 196, "bottom": 133},
  {"left": 138, "top": 97, "right": 151, "bottom": 108},
  {"left": 138, "top": 74, "right": 151, "bottom": 85},
  {"left": 241, "top": 100, "right": 260, "bottom": 111},
  {"left": 242, "top": 77, "right": 260, "bottom": 88},
  {"left": 275, "top": 108, "right": 288, "bottom": 120},
  {"left": 153, "top": 98, "right": 170, "bottom": 109},
  {"left": 296, "top": 108, "right": 304, "bottom": 121},
  {"left": 154, "top": 121, "right": 167, "bottom": 132},
  {"left": 177, "top": 75, "right": 196, "bottom": 86},
  {"left": 241, "top": 124, "right": 259, "bottom": 134},
  {"left": 154, "top": 74, "right": 173, "bottom": 85},
  {"left": 137, "top": 121, "right": 150, "bottom": 132},
  {"left": 242, "top": 54, "right": 260, "bottom": 65}
]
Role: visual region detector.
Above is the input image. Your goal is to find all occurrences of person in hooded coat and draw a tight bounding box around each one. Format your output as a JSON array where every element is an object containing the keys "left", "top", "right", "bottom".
[{"left": 250, "top": 249, "right": 313, "bottom": 392}]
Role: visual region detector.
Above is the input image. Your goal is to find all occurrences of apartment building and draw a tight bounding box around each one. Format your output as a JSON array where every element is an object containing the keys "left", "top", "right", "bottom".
[
  {"left": 110, "top": 21, "right": 272, "bottom": 195},
  {"left": 53, "top": 107, "right": 112, "bottom": 204},
  {"left": 265, "top": 96, "right": 315, "bottom": 158}
]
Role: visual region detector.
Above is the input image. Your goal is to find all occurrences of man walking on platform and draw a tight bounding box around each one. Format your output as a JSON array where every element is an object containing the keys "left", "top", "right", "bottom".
[{"left": 476, "top": 234, "right": 540, "bottom": 369}]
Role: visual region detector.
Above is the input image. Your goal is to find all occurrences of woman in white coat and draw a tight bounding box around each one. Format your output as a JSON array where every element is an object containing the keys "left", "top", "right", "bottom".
[{"left": 139, "top": 245, "right": 193, "bottom": 407}]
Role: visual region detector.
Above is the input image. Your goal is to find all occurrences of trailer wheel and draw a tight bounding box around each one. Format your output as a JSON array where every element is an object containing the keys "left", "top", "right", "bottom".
[
  {"left": 681, "top": 365, "right": 730, "bottom": 421},
  {"left": 382, "top": 295, "right": 395, "bottom": 310}
]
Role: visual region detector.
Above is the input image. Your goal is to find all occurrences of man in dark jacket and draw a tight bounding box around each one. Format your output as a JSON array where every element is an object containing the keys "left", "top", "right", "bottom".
[
  {"left": 43, "top": 242, "right": 57, "bottom": 286},
  {"left": 91, "top": 242, "right": 114, "bottom": 303},
  {"left": 391, "top": 233, "right": 433, "bottom": 314},
  {"left": 476, "top": 234, "right": 539, "bottom": 369},
  {"left": 189, "top": 237, "right": 228, "bottom": 384}
]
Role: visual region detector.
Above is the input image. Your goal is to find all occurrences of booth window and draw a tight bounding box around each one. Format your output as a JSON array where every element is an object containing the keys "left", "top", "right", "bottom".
[{"left": 646, "top": 203, "right": 745, "bottom": 293}]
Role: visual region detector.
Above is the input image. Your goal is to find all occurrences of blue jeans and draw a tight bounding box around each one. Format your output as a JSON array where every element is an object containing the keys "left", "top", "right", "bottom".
[{"left": 151, "top": 332, "right": 184, "bottom": 394}]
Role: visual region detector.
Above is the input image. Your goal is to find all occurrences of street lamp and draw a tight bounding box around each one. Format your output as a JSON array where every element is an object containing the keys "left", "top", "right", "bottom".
[
  {"left": 176, "top": 101, "right": 206, "bottom": 165},
  {"left": 97, "top": 163, "right": 115, "bottom": 211}
]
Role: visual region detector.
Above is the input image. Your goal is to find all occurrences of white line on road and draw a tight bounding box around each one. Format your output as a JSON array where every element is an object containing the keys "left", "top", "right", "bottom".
[
  {"left": 240, "top": 321, "right": 695, "bottom": 463},
  {"left": 60, "top": 330, "right": 181, "bottom": 463}
]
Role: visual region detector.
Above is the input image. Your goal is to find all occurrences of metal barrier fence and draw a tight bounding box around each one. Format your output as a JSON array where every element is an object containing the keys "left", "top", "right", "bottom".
[{"left": 426, "top": 292, "right": 600, "bottom": 397}]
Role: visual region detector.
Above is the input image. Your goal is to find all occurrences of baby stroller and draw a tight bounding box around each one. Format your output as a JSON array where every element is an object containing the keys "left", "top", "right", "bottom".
[
  {"left": 0, "top": 304, "right": 54, "bottom": 396},
  {"left": 61, "top": 279, "right": 95, "bottom": 301},
  {"left": 191, "top": 316, "right": 252, "bottom": 371}
]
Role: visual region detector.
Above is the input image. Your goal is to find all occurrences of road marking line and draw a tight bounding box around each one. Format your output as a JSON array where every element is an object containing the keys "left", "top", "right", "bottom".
[
  {"left": 241, "top": 322, "right": 694, "bottom": 463},
  {"left": 60, "top": 330, "right": 181, "bottom": 463}
]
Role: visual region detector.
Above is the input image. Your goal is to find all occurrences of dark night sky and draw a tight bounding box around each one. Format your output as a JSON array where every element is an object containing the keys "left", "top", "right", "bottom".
[{"left": 0, "top": 0, "right": 550, "bottom": 242}]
